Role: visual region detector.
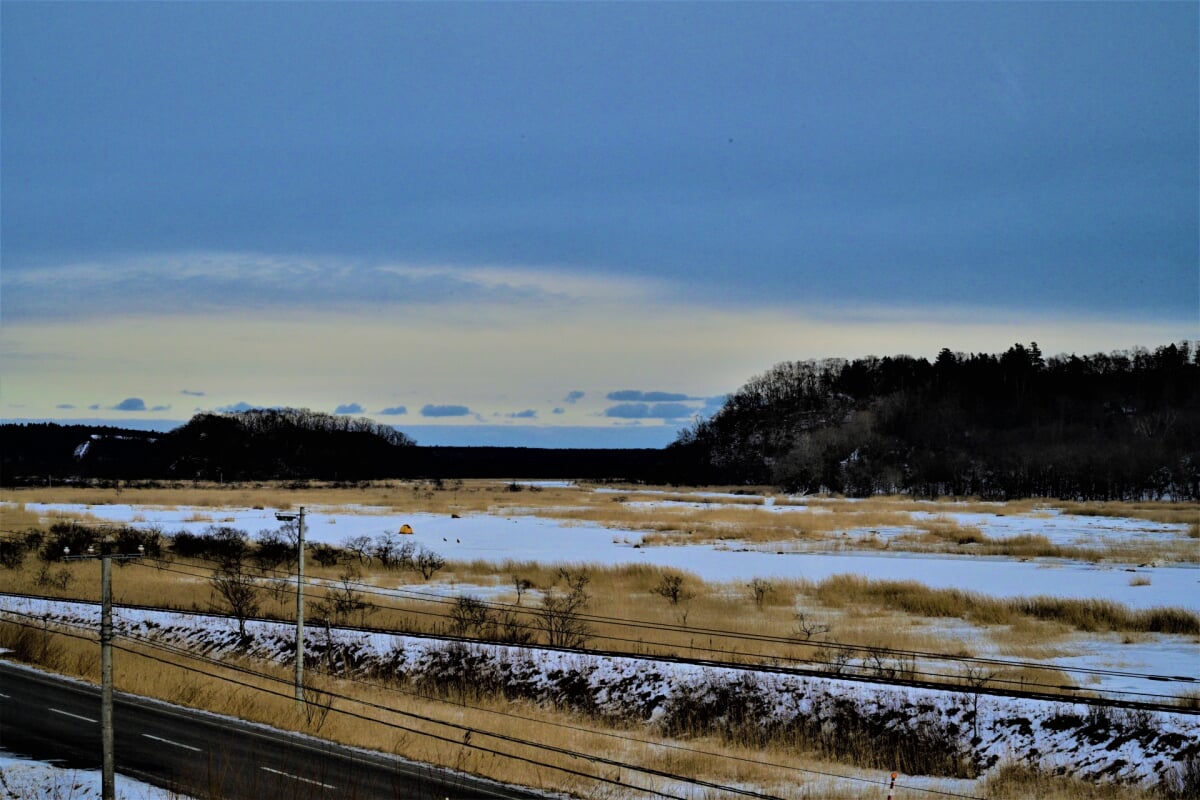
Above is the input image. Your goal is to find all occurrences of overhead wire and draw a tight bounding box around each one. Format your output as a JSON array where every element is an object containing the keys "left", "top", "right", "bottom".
[
  {"left": 5, "top": 521, "right": 1197, "bottom": 700},
  {"left": 121, "top": 555, "right": 1199, "bottom": 702},
  {"left": 0, "top": 608, "right": 988, "bottom": 800},
  {"left": 0, "top": 609, "right": 780, "bottom": 800},
  {"left": 7, "top": 544, "right": 1193, "bottom": 706}
]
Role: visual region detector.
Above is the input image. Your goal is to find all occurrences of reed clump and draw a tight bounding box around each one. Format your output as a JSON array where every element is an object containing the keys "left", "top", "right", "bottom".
[{"left": 807, "top": 574, "right": 1200, "bottom": 635}]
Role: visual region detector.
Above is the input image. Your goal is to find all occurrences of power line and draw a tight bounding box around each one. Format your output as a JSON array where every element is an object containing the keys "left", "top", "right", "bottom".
[
  {"left": 1, "top": 611, "right": 780, "bottom": 800},
  {"left": 1, "top": 609, "right": 989, "bottom": 800},
  {"left": 5, "top": 525, "right": 1196, "bottom": 700},
  {"left": 6, "top": 573, "right": 1195, "bottom": 712},
  {"left": 120, "top": 557, "right": 1200, "bottom": 702}
]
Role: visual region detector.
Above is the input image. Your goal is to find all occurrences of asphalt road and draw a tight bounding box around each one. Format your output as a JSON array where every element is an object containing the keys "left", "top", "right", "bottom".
[{"left": 0, "top": 661, "right": 546, "bottom": 799}]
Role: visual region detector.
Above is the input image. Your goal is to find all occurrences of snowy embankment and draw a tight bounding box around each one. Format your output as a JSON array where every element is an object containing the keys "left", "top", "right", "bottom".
[
  {"left": 4, "top": 596, "right": 1197, "bottom": 790},
  {"left": 0, "top": 749, "right": 187, "bottom": 800}
]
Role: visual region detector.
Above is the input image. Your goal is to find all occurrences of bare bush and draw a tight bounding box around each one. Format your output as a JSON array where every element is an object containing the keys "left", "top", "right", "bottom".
[
  {"left": 512, "top": 575, "right": 533, "bottom": 605},
  {"left": 312, "top": 565, "right": 374, "bottom": 627},
  {"left": 538, "top": 569, "right": 592, "bottom": 648},
  {"left": 35, "top": 563, "right": 73, "bottom": 590},
  {"left": 748, "top": 578, "right": 773, "bottom": 610},
  {"left": 793, "top": 611, "right": 830, "bottom": 640},
  {"left": 209, "top": 537, "right": 261, "bottom": 641},
  {"left": 414, "top": 545, "right": 445, "bottom": 580},
  {"left": 450, "top": 595, "right": 494, "bottom": 637},
  {"left": 301, "top": 686, "right": 334, "bottom": 732},
  {"left": 651, "top": 574, "right": 695, "bottom": 606},
  {"left": 342, "top": 535, "right": 374, "bottom": 565}
]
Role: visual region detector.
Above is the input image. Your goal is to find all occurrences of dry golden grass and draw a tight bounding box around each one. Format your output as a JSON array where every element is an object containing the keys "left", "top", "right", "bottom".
[
  {"left": 7, "top": 482, "right": 1195, "bottom": 566},
  {"left": 4, "top": 483, "right": 1196, "bottom": 700},
  {"left": 981, "top": 762, "right": 1189, "bottom": 800},
  {"left": 2, "top": 619, "right": 941, "bottom": 800},
  {"left": 1053, "top": 500, "right": 1200, "bottom": 526},
  {"left": 4, "top": 482, "right": 1195, "bottom": 799},
  {"left": 5, "top": 617, "right": 1177, "bottom": 800},
  {"left": 804, "top": 574, "right": 1200, "bottom": 637}
]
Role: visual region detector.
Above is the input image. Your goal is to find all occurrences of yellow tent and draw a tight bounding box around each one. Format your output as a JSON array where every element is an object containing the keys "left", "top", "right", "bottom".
[{"left": 399, "top": 524, "right": 414, "bottom": 535}]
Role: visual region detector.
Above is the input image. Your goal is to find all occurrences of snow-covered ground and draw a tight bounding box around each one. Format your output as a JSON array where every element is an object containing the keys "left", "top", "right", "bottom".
[
  {"left": 13, "top": 500, "right": 1199, "bottom": 610},
  {"left": 0, "top": 749, "right": 188, "bottom": 799},
  {"left": 7, "top": 496, "right": 1198, "bottom": 704},
  {"left": 2, "top": 597, "right": 1197, "bottom": 793}
]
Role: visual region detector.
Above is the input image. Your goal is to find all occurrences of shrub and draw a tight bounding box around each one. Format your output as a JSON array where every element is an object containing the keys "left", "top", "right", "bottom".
[
  {"left": 0, "top": 538, "right": 27, "bottom": 569},
  {"left": 537, "top": 569, "right": 592, "bottom": 648}
]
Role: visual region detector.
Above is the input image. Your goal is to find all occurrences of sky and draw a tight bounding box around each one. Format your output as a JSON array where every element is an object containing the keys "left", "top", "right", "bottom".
[{"left": 2, "top": 2, "right": 1196, "bottom": 448}]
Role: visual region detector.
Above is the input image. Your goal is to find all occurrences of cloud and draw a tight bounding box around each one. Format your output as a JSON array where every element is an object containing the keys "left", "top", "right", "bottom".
[
  {"left": 112, "top": 397, "right": 147, "bottom": 411},
  {"left": 563, "top": 391, "right": 585, "bottom": 404},
  {"left": 552, "top": 407, "right": 565, "bottom": 415},
  {"left": 606, "top": 390, "right": 690, "bottom": 402},
  {"left": 150, "top": 405, "right": 170, "bottom": 412},
  {"left": 420, "top": 404, "right": 472, "bottom": 418},
  {"left": 89, "top": 404, "right": 100, "bottom": 411},
  {"left": 506, "top": 409, "right": 537, "bottom": 419},
  {"left": 181, "top": 389, "right": 206, "bottom": 397},
  {"left": 1, "top": 253, "right": 663, "bottom": 323},
  {"left": 603, "top": 403, "right": 649, "bottom": 419},
  {"left": 379, "top": 406, "right": 408, "bottom": 416},
  {"left": 56, "top": 403, "right": 75, "bottom": 409},
  {"left": 650, "top": 403, "right": 697, "bottom": 420},
  {"left": 602, "top": 402, "right": 696, "bottom": 420},
  {"left": 334, "top": 403, "right": 364, "bottom": 415}
]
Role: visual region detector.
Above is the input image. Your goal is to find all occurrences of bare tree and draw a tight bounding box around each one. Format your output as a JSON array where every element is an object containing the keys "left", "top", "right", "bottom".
[
  {"left": 396, "top": 539, "right": 418, "bottom": 572},
  {"left": 209, "top": 527, "right": 260, "bottom": 641},
  {"left": 538, "top": 569, "right": 592, "bottom": 648},
  {"left": 651, "top": 574, "right": 694, "bottom": 606},
  {"left": 312, "top": 565, "right": 374, "bottom": 627},
  {"left": 449, "top": 595, "right": 493, "bottom": 637},
  {"left": 255, "top": 527, "right": 293, "bottom": 571},
  {"left": 211, "top": 561, "right": 261, "bottom": 641},
  {"left": 372, "top": 531, "right": 400, "bottom": 569},
  {"left": 414, "top": 545, "right": 445, "bottom": 580},
  {"left": 960, "top": 665, "right": 996, "bottom": 742},
  {"left": 342, "top": 535, "right": 374, "bottom": 566},
  {"left": 512, "top": 575, "right": 533, "bottom": 605}
]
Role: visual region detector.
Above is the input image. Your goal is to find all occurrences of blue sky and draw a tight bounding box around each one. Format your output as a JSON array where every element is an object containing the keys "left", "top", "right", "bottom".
[{"left": 2, "top": 2, "right": 1196, "bottom": 447}]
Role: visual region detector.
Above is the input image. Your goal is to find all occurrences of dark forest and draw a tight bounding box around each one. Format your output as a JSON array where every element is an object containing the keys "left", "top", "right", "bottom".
[{"left": 670, "top": 342, "right": 1199, "bottom": 500}]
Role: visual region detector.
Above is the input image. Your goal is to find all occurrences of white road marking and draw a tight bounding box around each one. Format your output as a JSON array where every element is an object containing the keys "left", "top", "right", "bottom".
[
  {"left": 260, "top": 766, "right": 336, "bottom": 789},
  {"left": 50, "top": 708, "right": 97, "bottom": 723},
  {"left": 142, "top": 733, "right": 202, "bottom": 752},
  {"left": 0, "top": 693, "right": 9, "bottom": 699}
]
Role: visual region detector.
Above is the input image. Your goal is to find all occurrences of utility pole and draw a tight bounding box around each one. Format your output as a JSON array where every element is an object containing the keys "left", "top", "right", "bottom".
[
  {"left": 275, "top": 506, "right": 306, "bottom": 703},
  {"left": 100, "top": 548, "right": 113, "bottom": 800},
  {"left": 64, "top": 537, "right": 144, "bottom": 800}
]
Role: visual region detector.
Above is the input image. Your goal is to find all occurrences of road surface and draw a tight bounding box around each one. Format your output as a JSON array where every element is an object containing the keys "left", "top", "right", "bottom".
[{"left": 0, "top": 661, "right": 546, "bottom": 799}]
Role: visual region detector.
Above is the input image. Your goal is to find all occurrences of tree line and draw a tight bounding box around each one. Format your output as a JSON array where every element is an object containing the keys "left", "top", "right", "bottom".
[
  {"left": 1, "top": 409, "right": 674, "bottom": 483},
  {"left": 670, "top": 342, "right": 1199, "bottom": 501},
  {"left": 4, "top": 343, "right": 1196, "bottom": 499}
]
